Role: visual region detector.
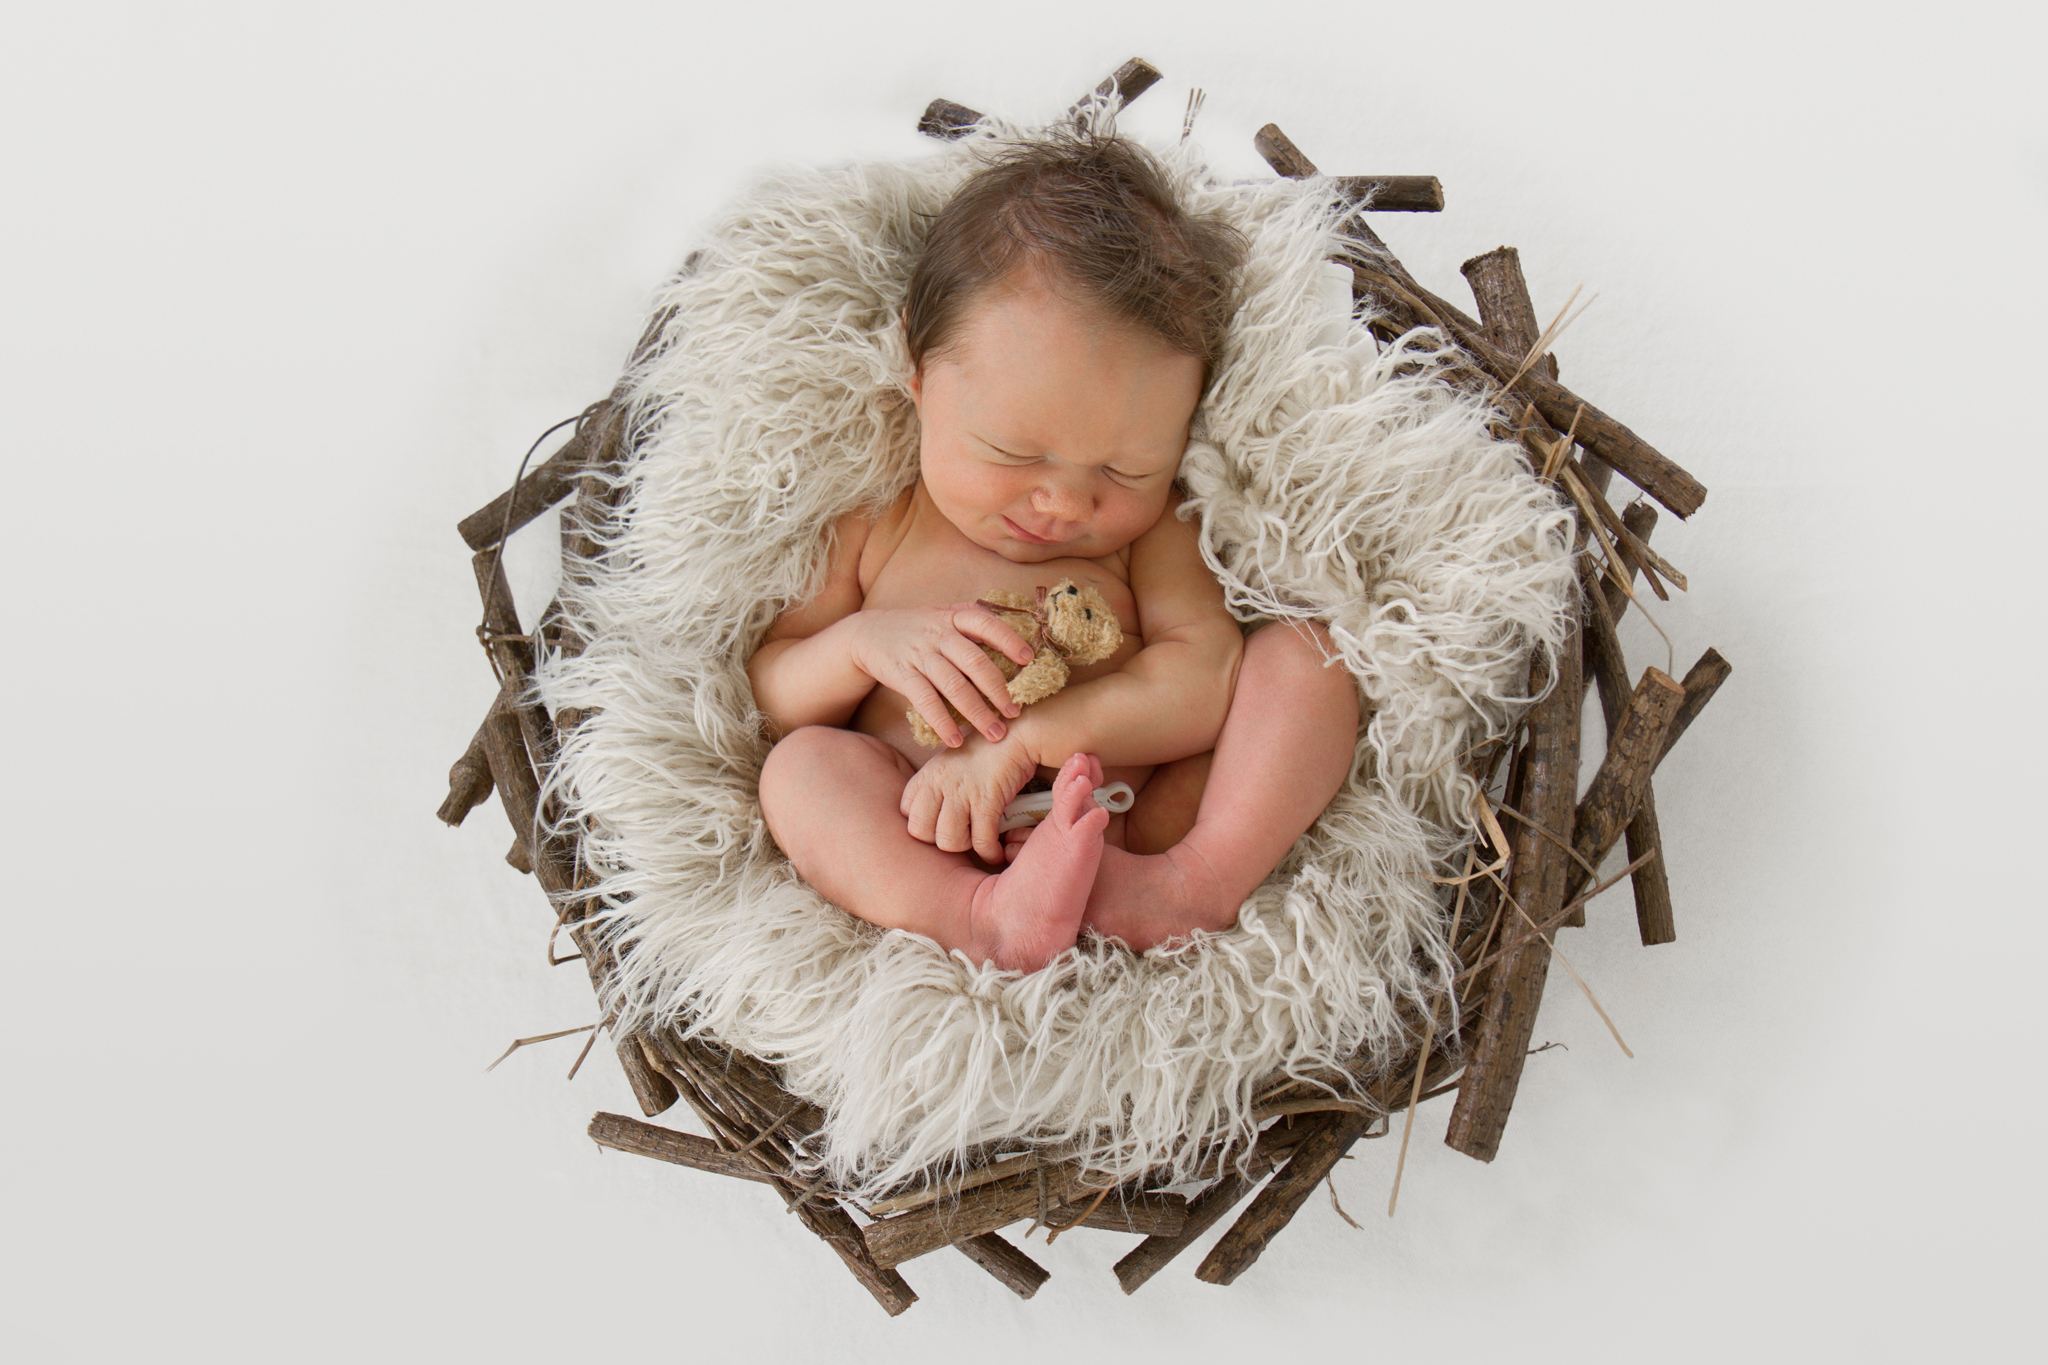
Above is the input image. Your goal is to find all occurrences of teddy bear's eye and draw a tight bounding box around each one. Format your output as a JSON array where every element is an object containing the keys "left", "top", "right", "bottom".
[{"left": 1084, "top": 608, "right": 1093, "bottom": 619}]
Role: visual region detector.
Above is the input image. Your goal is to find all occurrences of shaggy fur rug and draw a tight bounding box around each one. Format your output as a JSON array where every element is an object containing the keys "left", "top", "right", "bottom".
[{"left": 539, "top": 123, "right": 1575, "bottom": 1198}]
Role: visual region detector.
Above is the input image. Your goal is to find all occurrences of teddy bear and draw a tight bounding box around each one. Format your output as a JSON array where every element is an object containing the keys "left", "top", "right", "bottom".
[{"left": 906, "top": 578, "right": 1127, "bottom": 748}]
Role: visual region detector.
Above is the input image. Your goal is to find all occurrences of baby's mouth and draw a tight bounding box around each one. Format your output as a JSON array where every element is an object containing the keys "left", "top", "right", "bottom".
[{"left": 1002, "top": 516, "right": 1065, "bottom": 547}]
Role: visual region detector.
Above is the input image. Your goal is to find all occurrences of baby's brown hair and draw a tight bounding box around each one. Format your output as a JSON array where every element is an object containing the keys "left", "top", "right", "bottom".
[{"left": 903, "top": 128, "right": 1246, "bottom": 391}]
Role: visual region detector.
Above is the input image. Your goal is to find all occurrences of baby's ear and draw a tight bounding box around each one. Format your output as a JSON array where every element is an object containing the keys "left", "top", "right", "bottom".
[{"left": 902, "top": 310, "right": 922, "bottom": 404}]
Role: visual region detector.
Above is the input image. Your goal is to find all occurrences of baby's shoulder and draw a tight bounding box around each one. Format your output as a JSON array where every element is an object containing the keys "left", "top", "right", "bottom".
[{"left": 853, "top": 485, "right": 917, "bottom": 595}]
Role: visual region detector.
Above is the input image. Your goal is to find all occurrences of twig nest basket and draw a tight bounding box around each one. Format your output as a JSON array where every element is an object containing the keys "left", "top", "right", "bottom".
[{"left": 442, "top": 61, "right": 1729, "bottom": 1311}]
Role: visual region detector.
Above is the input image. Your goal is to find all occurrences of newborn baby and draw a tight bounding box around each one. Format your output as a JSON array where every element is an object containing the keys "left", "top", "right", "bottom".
[{"left": 752, "top": 130, "right": 1357, "bottom": 972}]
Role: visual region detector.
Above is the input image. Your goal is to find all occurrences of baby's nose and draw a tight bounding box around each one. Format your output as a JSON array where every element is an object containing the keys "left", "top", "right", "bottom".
[{"left": 1031, "top": 482, "right": 1091, "bottom": 524}]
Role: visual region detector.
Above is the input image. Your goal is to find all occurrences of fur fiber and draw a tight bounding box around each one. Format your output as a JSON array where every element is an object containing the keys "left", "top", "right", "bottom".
[{"left": 538, "top": 120, "right": 1576, "bottom": 1199}]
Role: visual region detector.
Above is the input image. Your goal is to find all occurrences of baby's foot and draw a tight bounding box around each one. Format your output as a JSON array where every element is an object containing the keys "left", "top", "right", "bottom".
[
  {"left": 1084, "top": 841, "right": 1237, "bottom": 952},
  {"left": 969, "top": 754, "right": 1108, "bottom": 972}
]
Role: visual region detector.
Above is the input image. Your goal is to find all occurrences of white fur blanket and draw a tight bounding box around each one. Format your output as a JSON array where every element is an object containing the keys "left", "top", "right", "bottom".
[{"left": 539, "top": 126, "right": 1575, "bottom": 1198}]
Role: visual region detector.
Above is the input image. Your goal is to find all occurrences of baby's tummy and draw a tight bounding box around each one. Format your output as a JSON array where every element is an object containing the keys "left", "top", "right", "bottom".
[{"left": 852, "top": 685, "right": 930, "bottom": 765}]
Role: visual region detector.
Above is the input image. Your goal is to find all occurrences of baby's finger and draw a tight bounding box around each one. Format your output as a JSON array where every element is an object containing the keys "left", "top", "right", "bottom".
[
  {"left": 926, "top": 656, "right": 1008, "bottom": 743},
  {"left": 934, "top": 794, "right": 972, "bottom": 855},
  {"left": 899, "top": 675, "right": 963, "bottom": 748},
  {"left": 902, "top": 781, "right": 939, "bottom": 843},
  {"left": 944, "top": 638, "right": 1023, "bottom": 722},
  {"left": 952, "top": 605, "right": 1035, "bottom": 668},
  {"left": 971, "top": 802, "right": 1006, "bottom": 866}
]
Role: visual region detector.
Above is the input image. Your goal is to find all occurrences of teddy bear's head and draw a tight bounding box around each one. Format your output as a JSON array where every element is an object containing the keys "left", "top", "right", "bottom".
[{"left": 1040, "top": 579, "right": 1125, "bottom": 665}]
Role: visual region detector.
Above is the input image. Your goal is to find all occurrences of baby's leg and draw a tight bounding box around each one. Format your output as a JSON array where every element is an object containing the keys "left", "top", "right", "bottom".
[
  {"left": 759, "top": 728, "right": 1105, "bottom": 972},
  {"left": 1083, "top": 621, "right": 1358, "bottom": 950}
]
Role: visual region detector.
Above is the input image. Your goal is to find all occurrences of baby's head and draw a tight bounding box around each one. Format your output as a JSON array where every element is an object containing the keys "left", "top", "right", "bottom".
[{"left": 903, "top": 130, "right": 1245, "bottom": 563}]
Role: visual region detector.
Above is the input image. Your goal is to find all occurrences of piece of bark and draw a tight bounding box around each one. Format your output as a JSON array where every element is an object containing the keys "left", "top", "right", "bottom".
[
  {"left": 1351, "top": 261, "right": 1707, "bottom": 519},
  {"left": 1660, "top": 648, "right": 1732, "bottom": 766},
  {"left": 1583, "top": 577, "right": 1674, "bottom": 945},
  {"left": 613, "top": 1058, "right": 916, "bottom": 1316},
  {"left": 589, "top": 1111, "right": 773, "bottom": 1182},
  {"left": 917, "top": 98, "right": 983, "bottom": 140},
  {"left": 437, "top": 720, "right": 495, "bottom": 827},
  {"left": 617, "top": 1035, "right": 679, "bottom": 1118},
  {"left": 456, "top": 405, "right": 606, "bottom": 551},
  {"left": 478, "top": 680, "right": 541, "bottom": 863},
  {"left": 471, "top": 548, "right": 556, "bottom": 769},
  {"left": 1564, "top": 667, "right": 1687, "bottom": 905},
  {"left": 955, "top": 1232, "right": 1050, "bottom": 1299},
  {"left": 921, "top": 57, "right": 1160, "bottom": 142},
  {"left": 863, "top": 1163, "right": 1096, "bottom": 1268},
  {"left": 1068, "top": 56, "right": 1162, "bottom": 122},
  {"left": 1444, "top": 617, "right": 1583, "bottom": 1162},
  {"left": 1052, "top": 1190, "right": 1188, "bottom": 1238},
  {"left": 504, "top": 835, "right": 533, "bottom": 875},
  {"left": 1113, "top": 1111, "right": 1353, "bottom": 1294},
  {"left": 1194, "top": 1112, "right": 1371, "bottom": 1285},
  {"left": 1256, "top": 122, "right": 1702, "bottom": 518},
  {"left": 1115, "top": 1170, "right": 1258, "bottom": 1295},
  {"left": 1463, "top": 244, "right": 1586, "bottom": 926},
  {"left": 791, "top": 1196, "right": 920, "bottom": 1316},
  {"left": 1461, "top": 247, "right": 1558, "bottom": 381},
  {"left": 866, "top": 1150, "right": 1059, "bottom": 1217},
  {"left": 1330, "top": 175, "right": 1445, "bottom": 212},
  {"left": 1253, "top": 123, "right": 1320, "bottom": 179}
]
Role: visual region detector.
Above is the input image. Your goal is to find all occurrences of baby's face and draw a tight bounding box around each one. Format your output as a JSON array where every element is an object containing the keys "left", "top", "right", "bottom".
[{"left": 908, "top": 270, "right": 1203, "bottom": 563}]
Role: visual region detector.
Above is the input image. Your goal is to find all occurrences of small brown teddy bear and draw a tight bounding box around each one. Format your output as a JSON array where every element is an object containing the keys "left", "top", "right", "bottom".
[{"left": 907, "top": 578, "right": 1127, "bottom": 748}]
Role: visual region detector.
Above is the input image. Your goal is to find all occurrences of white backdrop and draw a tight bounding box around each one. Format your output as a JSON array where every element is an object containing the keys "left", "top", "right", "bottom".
[{"left": 4, "top": 2, "right": 2040, "bottom": 1360}]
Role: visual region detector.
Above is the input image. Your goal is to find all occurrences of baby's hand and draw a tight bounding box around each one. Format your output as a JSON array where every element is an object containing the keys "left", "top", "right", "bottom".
[
  {"left": 849, "top": 604, "right": 1035, "bottom": 748},
  {"left": 901, "top": 733, "right": 1038, "bottom": 864}
]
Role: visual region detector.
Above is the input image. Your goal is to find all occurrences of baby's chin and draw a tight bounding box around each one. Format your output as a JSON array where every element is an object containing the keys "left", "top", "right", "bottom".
[{"left": 986, "top": 533, "right": 1110, "bottom": 563}]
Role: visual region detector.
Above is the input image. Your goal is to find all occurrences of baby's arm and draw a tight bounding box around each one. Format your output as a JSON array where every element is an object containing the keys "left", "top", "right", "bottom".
[
  {"left": 902, "top": 502, "right": 1244, "bottom": 855},
  {"left": 1014, "top": 499, "right": 1242, "bottom": 767},
  {"left": 748, "top": 511, "right": 1034, "bottom": 744}
]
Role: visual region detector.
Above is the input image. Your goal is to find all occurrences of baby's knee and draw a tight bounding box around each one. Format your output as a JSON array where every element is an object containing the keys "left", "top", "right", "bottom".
[
  {"left": 1250, "top": 620, "right": 1352, "bottom": 691},
  {"left": 761, "top": 727, "right": 879, "bottom": 809}
]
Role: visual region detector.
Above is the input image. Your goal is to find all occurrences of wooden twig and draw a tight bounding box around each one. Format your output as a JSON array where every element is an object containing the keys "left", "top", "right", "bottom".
[
  {"left": 478, "top": 678, "right": 541, "bottom": 867},
  {"left": 1564, "top": 667, "right": 1688, "bottom": 904},
  {"left": 1444, "top": 618, "right": 1583, "bottom": 1163},
  {"left": 1110, "top": 1121, "right": 1320, "bottom": 1294},
  {"left": 437, "top": 718, "right": 495, "bottom": 827},
  {"left": 632, "top": 1043, "right": 916, "bottom": 1315},
  {"left": 616, "top": 1034, "right": 679, "bottom": 1118},
  {"left": 589, "top": 1111, "right": 777, "bottom": 1183},
  {"left": 916, "top": 98, "right": 983, "bottom": 141},
  {"left": 1330, "top": 175, "right": 1444, "bottom": 212},
  {"left": 1051, "top": 1188, "right": 1187, "bottom": 1238},
  {"left": 1461, "top": 246, "right": 1559, "bottom": 382},
  {"left": 919, "top": 57, "right": 1161, "bottom": 142},
  {"left": 955, "top": 1232, "right": 1050, "bottom": 1299},
  {"left": 1585, "top": 576, "right": 1674, "bottom": 944},
  {"left": 1372, "top": 260, "right": 1707, "bottom": 518},
  {"left": 487, "top": 1023, "right": 595, "bottom": 1072},
  {"left": 1660, "top": 648, "right": 1733, "bottom": 766},
  {"left": 1194, "top": 1112, "right": 1373, "bottom": 1285},
  {"left": 456, "top": 403, "right": 606, "bottom": 552},
  {"left": 1066, "top": 56, "right": 1162, "bottom": 123},
  {"left": 1252, "top": 123, "right": 1319, "bottom": 178},
  {"left": 1115, "top": 1172, "right": 1257, "bottom": 1294},
  {"left": 1454, "top": 847, "right": 1661, "bottom": 985},
  {"left": 865, "top": 1149, "right": 1070, "bottom": 1218},
  {"left": 1250, "top": 120, "right": 1705, "bottom": 519},
  {"left": 863, "top": 1163, "right": 1096, "bottom": 1268},
  {"left": 471, "top": 549, "right": 556, "bottom": 765}
]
